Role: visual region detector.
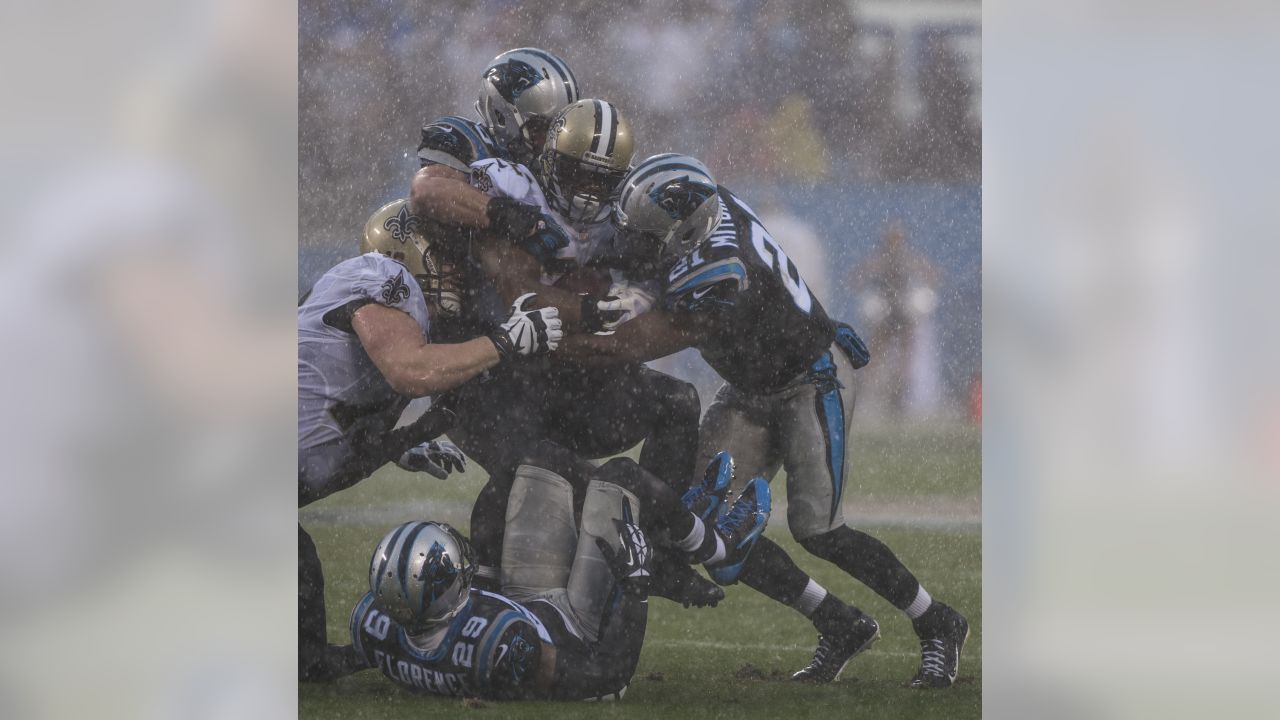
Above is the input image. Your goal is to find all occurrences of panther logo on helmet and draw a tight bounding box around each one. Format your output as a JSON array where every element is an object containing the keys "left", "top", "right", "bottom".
[
  {"left": 485, "top": 59, "right": 544, "bottom": 103},
  {"left": 649, "top": 177, "right": 717, "bottom": 221},
  {"left": 383, "top": 204, "right": 423, "bottom": 244},
  {"left": 423, "top": 540, "right": 459, "bottom": 605}
]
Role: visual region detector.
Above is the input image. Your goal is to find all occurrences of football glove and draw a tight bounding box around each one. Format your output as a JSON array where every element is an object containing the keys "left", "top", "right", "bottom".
[
  {"left": 485, "top": 197, "right": 542, "bottom": 241},
  {"left": 595, "top": 282, "right": 655, "bottom": 332},
  {"left": 396, "top": 440, "right": 467, "bottom": 479},
  {"left": 595, "top": 500, "right": 651, "bottom": 582},
  {"left": 489, "top": 293, "right": 563, "bottom": 360}
]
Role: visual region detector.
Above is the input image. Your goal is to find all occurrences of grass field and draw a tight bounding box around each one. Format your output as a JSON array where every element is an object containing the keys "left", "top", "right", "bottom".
[{"left": 299, "top": 424, "right": 980, "bottom": 719}]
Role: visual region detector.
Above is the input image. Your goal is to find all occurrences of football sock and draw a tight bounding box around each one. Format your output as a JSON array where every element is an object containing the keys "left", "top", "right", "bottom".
[
  {"left": 799, "top": 525, "right": 922, "bottom": 611},
  {"left": 796, "top": 578, "right": 829, "bottom": 616},
  {"left": 738, "top": 536, "right": 820, "bottom": 608},
  {"left": 905, "top": 585, "right": 933, "bottom": 619}
]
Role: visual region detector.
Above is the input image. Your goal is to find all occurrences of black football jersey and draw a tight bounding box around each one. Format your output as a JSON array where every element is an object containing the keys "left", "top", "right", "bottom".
[
  {"left": 350, "top": 589, "right": 553, "bottom": 700},
  {"left": 663, "top": 187, "right": 836, "bottom": 394},
  {"left": 417, "top": 116, "right": 508, "bottom": 173}
]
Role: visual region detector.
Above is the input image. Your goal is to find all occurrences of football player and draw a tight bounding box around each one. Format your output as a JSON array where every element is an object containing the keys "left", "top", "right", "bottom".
[
  {"left": 410, "top": 94, "right": 712, "bottom": 607},
  {"left": 298, "top": 199, "right": 563, "bottom": 682},
  {"left": 560, "top": 155, "right": 971, "bottom": 689},
  {"left": 349, "top": 443, "right": 771, "bottom": 701}
]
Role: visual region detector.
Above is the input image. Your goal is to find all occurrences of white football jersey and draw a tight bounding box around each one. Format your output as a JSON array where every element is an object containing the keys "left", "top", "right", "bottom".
[
  {"left": 468, "top": 158, "right": 616, "bottom": 284},
  {"left": 298, "top": 253, "right": 432, "bottom": 451}
]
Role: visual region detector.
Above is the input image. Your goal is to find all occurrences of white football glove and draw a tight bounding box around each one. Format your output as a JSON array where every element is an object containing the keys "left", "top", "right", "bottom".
[
  {"left": 595, "top": 282, "right": 655, "bottom": 332},
  {"left": 490, "top": 293, "right": 563, "bottom": 359},
  {"left": 396, "top": 440, "right": 467, "bottom": 479}
]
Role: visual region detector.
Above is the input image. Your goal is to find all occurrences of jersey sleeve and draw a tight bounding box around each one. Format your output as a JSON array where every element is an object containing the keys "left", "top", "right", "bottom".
[
  {"left": 418, "top": 116, "right": 495, "bottom": 173},
  {"left": 475, "top": 614, "right": 546, "bottom": 700},
  {"left": 663, "top": 244, "right": 750, "bottom": 317},
  {"left": 468, "top": 158, "right": 540, "bottom": 203},
  {"left": 317, "top": 255, "right": 419, "bottom": 332}
]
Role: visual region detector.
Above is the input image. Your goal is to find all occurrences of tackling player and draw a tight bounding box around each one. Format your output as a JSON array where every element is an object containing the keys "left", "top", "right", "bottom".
[
  {"left": 298, "top": 199, "right": 563, "bottom": 682},
  {"left": 560, "top": 155, "right": 971, "bottom": 689},
  {"left": 349, "top": 443, "right": 771, "bottom": 701},
  {"left": 410, "top": 89, "right": 712, "bottom": 606}
]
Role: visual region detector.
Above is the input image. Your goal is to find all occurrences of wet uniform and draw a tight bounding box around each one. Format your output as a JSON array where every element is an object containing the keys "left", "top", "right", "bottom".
[
  {"left": 298, "top": 252, "right": 433, "bottom": 506},
  {"left": 663, "top": 187, "right": 870, "bottom": 539}
]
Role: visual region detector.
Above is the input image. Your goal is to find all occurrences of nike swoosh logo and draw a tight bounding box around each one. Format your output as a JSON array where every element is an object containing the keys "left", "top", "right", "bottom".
[
  {"left": 692, "top": 286, "right": 714, "bottom": 300},
  {"left": 495, "top": 643, "right": 509, "bottom": 667},
  {"left": 513, "top": 324, "right": 527, "bottom": 350}
]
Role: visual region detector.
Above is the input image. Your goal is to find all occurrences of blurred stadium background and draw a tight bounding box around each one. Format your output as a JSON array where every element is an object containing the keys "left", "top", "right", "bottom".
[{"left": 299, "top": 0, "right": 981, "bottom": 424}]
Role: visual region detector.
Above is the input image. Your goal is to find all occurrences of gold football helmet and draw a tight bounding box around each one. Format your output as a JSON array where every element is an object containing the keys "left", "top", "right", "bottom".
[
  {"left": 538, "top": 99, "right": 634, "bottom": 224},
  {"left": 360, "top": 199, "right": 462, "bottom": 317}
]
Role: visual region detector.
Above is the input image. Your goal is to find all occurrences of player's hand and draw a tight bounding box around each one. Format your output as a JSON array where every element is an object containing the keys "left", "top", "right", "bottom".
[
  {"left": 595, "top": 499, "right": 651, "bottom": 582},
  {"left": 596, "top": 282, "right": 655, "bottom": 331},
  {"left": 396, "top": 440, "right": 467, "bottom": 479},
  {"left": 485, "top": 197, "right": 543, "bottom": 241},
  {"left": 490, "top": 293, "right": 563, "bottom": 360}
]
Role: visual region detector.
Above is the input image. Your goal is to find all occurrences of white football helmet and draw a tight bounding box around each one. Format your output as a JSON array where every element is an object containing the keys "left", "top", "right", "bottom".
[
  {"left": 369, "top": 521, "right": 475, "bottom": 632},
  {"left": 476, "top": 48, "right": 579, "bottom": 163},
  {"left": 612, "top": 154, "right": 722, "bottom": 262}
]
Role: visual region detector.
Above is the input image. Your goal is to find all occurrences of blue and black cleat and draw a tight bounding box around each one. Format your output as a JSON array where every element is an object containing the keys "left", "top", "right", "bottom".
[
  {"left": 706, "top": 476, "right": 771, "bottom": 586},
  {"left": 682, "top": 451, "right": 735, "bottom": 523}
]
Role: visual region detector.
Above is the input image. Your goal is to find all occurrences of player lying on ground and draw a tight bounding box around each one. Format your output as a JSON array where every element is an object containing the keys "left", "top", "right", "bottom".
[
  {"left": 409, "top": 87, "right": 715, "bottom": 607},
  {"left": 349, "top": 442, "right": 771, "bottom": 700},
  {"left": 560, "top": 154, "right": 970, "bottom": 688},
  {"left": 298, "top": 199, "right": 563, "bottom": 682}
]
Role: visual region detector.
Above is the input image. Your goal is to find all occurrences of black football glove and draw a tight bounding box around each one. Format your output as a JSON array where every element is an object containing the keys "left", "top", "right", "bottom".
[
  {"left": 396, "top": 440, "right": 467, "bottom": 479},
  {"left": 485, "top": 197, "right": 543, "bottom": 242}
]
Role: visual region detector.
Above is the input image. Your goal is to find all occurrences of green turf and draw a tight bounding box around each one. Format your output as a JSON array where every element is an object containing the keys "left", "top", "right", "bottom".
[{"left": 300, "top": 424, "right": 980, "bottom": 719}]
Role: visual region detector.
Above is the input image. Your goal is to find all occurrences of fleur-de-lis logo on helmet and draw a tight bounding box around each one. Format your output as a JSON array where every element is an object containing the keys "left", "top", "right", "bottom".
[
  {"left": 649, "top": 176, "right": 717, "bottom": 221},
  {"left": 383, "top": 204, "right": 422, "bottom": 244},
  {"left": 485, "top": 59, "right": 544, "bottom": 103}
]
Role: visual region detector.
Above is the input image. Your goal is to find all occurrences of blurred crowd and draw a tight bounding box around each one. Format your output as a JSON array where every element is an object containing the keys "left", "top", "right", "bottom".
[{"left": 301, "top": 0, "right": 979, "bottom": 235}]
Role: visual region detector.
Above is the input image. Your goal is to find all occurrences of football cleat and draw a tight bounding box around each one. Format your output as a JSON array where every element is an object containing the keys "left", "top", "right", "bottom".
[
  {"left": 909, "top": 602, "right": 969, "bottom": 689},
  {"left": 792, "top": 614, "right": 881, "bottom": 683},
  {"left": 681, "top": 451, "right": 734, "bottom": 523},
  {"left": 706, "top": 476, "right": 771, "bottom": 585},
  {"left": 646, "top": 549, "right": 725, "bottom": 608}
]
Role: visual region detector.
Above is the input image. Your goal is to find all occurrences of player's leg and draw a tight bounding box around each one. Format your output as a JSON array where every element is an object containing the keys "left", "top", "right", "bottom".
[
  {"left": 544, "top": 364, "right": 701, "bottom": 491},
  {"left": 780, "top": 344, "right": 967, "bottom": 686},
  {"left": 563, "top": 477, "right": 643, "bottom": 643},
  {"left": 544, "top": 366, "right": 716, "bottom": 607},
  {"left": 452, "top": 369, "right": 549, "bottom": 590},
  {"left": 595, "top": 457, "right": 728, "bottom": 566},
  {"left": 498, "top": 445, "right": 593, "bottom": 606},
  {"left": 700, "top": 382, "right": 875, "bottom": 673},
  {"left": 298, "top": 523, "right": 364, "bottom": 682}
]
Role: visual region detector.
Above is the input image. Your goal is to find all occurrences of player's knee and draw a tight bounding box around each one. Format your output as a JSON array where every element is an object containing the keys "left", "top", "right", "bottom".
[
  {"left": 517, "top": 440, "right": 594, "bottom": 490},
  {"left": 594, "top": 456, "right": 644, "bottom": 493},
  {"left": 662, "top": 378, "right": 701, "bottom": 424},
  {"left": 797, "top": 525, "right": 853, "bottom": 559},
  {"left": 794, "top": 522, "right": 843, "bottom": 552}
]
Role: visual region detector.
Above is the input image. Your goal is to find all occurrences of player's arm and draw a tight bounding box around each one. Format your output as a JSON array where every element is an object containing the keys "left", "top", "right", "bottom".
[
  {"left": 473, "top": 234, "right": 602, "bottom": 331},
  {"left": 409, "top": 164, "right": 547, "bottom": 246},
  {"left": 557, "top": 306, "right": 697, "bottom": 366},
  {"left": 409, "top": 164, "right": 491, "bottom": 227},
  {"left": 352, "top": 295, "right": 562, "bottom": 396},
  {"left": 352, "top": 303, "right": 499, "bottom": 396}
]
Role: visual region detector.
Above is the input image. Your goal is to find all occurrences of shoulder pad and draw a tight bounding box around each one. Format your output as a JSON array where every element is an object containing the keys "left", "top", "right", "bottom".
[
  {"left": 665, "top": 257, "right": 749, "bottom": 313},
  {"left": 418, "top": 116, "right": 495, "bottom": 172}
]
